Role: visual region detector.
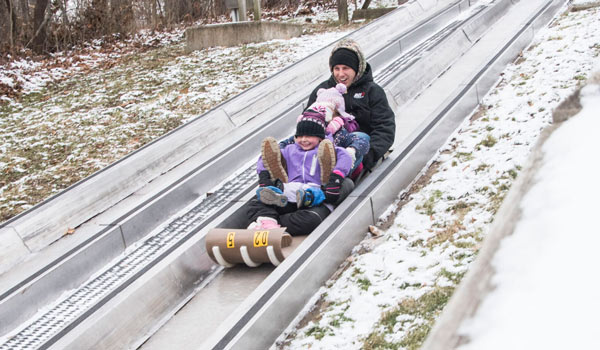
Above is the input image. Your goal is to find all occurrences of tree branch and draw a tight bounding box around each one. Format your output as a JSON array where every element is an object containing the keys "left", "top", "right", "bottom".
[{"left": 26, "top": 0, "right": 54, "bottom": 51}]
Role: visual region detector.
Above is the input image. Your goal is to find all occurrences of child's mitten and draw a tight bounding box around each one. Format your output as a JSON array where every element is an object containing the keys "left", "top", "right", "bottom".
[
  {"left": 323, "top": 171, "right": 345, "bottom": 204},
  {"left": 258, "top": 170, "right": 283, "bottom": 190},
  {"left": 258, "top": 170, "right": 274, "bottom": 187},
  {"left": 326, "top": 116, "right": 344, "bottom": 135}
]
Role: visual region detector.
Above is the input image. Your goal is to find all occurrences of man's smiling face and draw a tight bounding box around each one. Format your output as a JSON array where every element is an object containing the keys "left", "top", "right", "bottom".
[{"left": 333, "top": 64, "right": 356, "bottom": 88}]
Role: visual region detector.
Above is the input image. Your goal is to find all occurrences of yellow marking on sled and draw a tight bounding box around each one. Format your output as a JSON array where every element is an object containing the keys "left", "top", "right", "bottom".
[
  {"left": 253, "top": 231, "right": 269, "bottom": 247},
  {"left": 226, "top": 232, "right": 235, "bottom": 248}
]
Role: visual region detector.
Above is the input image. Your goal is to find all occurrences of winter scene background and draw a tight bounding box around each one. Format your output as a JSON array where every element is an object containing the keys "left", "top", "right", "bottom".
[{"left": 1, "top": 0, "right": 599, "bottom": 349}]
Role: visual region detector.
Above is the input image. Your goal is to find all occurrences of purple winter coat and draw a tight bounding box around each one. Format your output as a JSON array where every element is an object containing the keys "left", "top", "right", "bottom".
[{"left": 257, "top": 142, "right": 353, "bottom": 185}]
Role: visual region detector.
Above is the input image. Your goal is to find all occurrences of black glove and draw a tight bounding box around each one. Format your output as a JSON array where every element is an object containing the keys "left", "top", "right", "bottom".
[
  {"left": 258, "top": 170, "right": 275, "bottom": 187},
  {"left": 323, "top": 172, "right": 344, "bottom": 204},
  {"left": 362, "top": 150, "right": 378, "bottom": 172},
  {"left": 258, "top": 170, "right": 284, "bottom": 190}
]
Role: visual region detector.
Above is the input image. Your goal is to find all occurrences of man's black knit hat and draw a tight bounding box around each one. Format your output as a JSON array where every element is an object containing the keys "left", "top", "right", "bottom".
[
  {"left": 329, "top": 48, "right": 360, "bottom": 74},
  {"left": 296, "top": 109, "right": 326, "bottom": 139}
]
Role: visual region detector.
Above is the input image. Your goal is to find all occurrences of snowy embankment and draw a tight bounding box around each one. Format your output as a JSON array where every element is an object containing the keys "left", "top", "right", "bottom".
[
  {"left": 276, "top": 3, "right": 600, "bottom": 350},
  {"left": 456, "top": 65, "right": 600, "bottom": 349}
]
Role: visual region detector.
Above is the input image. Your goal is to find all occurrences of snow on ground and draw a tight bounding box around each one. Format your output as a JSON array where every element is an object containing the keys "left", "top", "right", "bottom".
[
  {"left": 0, "top": 0, "right": 398, "bottom": 223},
  {"left": 276, "top": 3, "right": 600, "bottom": 349},
  {"left": 1, "top": 0, "right": 598, "bottom": 348},
  {"left": 0, "top": 26, "right": 352, "bottom": 222},
  {"left": 0, "top": 30, "right": 184, "bottom": 97},
  {"left": 457, "top": 69, "right": 600, "bottom": 349}
]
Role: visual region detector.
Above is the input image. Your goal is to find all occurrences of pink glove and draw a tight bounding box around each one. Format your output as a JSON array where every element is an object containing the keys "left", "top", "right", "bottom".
[{"left": 326, "top": 117, "right": 344, "bottom": 135}]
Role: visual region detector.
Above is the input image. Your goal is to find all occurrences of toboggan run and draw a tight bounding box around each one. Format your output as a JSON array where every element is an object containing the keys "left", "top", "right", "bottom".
[{"left": 0, "top": 0, "right": 567, "bottom": 349}]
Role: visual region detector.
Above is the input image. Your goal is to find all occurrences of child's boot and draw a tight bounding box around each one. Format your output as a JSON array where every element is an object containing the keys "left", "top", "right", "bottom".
[
  {"left": 350, "top": 162, "right": 364, "bottom": 181},
  {"left": 248, "top": 216, "right": 281, "bottom": 230},
  {"left": 296, "top": 187, "right": 326, "bottom": 208},
  {"left": 256, "top": 186, "right": 288, "bottom": 207},
  {"left": 318, "top": 139, "right": 336, "bottom": 184},
  {"left": 261, "top": 137, "right": 288, "bottom": 183}
]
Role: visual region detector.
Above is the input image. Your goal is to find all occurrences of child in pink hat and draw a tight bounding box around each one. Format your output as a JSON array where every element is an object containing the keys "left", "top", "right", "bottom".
[{"left": 310, "top": 83, "right": 359, "bottom": 135}]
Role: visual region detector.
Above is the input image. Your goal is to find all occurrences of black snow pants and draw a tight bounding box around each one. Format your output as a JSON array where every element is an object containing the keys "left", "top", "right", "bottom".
[
  {"left": 247, "top": 200, "right": 331, "bottom": 236},
  {"left": 246, "top": 178, "right": 355, "bottom": 236}
]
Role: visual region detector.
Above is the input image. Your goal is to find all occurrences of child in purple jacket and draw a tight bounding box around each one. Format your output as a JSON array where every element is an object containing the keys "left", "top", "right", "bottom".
[{"left": 247, "top": 109, "right": 353, "bottom": 236}]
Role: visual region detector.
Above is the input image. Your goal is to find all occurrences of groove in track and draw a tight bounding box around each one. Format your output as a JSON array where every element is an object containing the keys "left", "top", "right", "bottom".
[{"left": 0, "top": 5, "right": 491, "bottom": 349}]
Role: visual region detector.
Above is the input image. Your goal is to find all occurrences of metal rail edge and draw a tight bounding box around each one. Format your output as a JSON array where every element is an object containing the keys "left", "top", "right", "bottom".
[
  {"left": 0, "top": 0, "right": 473, "bottom": 345},
  {"left": 45, "top": 0, "right": 533, "bottom": 348},
  {"left": 202, "top": 0, "right": 566, "bottom": 348}
]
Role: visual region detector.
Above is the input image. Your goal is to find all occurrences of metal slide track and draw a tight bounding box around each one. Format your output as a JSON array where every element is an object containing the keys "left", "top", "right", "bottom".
[
  {"left": 178, "top": 1, "right": 566, "bottom": 349},
  {"left": 0, "top": 3, "right": 477, "bottom": 347},
  {"left": 0, "top": 0, "right": 566, "bottom": 349},
  {"left": 0, "top": 167, "right": 258, "bottom": 350},
  {"left": 0, "top": 3, "right": 475, "bottom": 348}
]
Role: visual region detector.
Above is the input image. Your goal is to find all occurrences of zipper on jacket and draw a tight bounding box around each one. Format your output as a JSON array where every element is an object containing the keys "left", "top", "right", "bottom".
[
  {"left": 310, "top": 155, "right": 317, "bottom": 177},
  {"left": 302, "top": 151, "right": 307, "bottom": 182}
]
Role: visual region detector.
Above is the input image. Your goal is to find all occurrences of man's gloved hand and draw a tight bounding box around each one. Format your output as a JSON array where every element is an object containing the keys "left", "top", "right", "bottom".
[
  {"left": 258, "top": 170, "right": 275, "bottom": 187},
  {"left": 362, "top": 150, "right": 378, "bottom": 172},
  {"left": 323, "top": 171, "right": 344, "bottom": 204}
]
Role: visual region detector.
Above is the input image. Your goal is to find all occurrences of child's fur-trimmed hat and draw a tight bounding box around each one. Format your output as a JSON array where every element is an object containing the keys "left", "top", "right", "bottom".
[{"left": 329, "top": 48, "right": 360, "bottom": 74}]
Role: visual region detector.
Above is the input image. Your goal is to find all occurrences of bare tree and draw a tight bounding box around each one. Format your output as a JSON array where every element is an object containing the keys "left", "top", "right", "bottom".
[
  {"left": 111, "top": 0, "right": 134, "bottom": 34},
  {"left": 31, "top": 0, "right": 49, "bottom": 53},
  {"left": 56, "top": 0, "right": 69, "bottom": 28},
  {"left": 164, "top": 0, "right": 191, "bottom": 24},
  {"left": 0, "top": 2, "right": 7, "bottom": 50},
  {"left": 19, "top": 0, "right": 29, "bottom": 24},
  {"left": 150, "top": 0, "right": 164, "bottom": 28},
  {"left": 55, "top": 0, "right": 72, "bottom": 48},
  {"left": 337, "top": 0, "right": 348, "bottom": 24},
  {"left": 3, "top": 0, "right": 18, "bottom": 50},
  {"left": 2, "top": 0, "right": 330, "bottom": 56},
  {"left": 92, "top": 0, "right": 108, "bottom": 33}
]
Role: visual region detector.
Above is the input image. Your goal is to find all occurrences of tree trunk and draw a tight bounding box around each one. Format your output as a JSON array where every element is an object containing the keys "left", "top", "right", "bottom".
[
  {"left": 252, "top": 0, "right": 261, "bottom": 21},
  {"left": 88, "top": 0, "right": 107, "bottom": 35},
  {"left": 57, "top": 0, "right": 69, "bottom": 27},
  {"left": 31, "top": 0, "right": 48, "bottom": 53},
  {"left": 337, "top": 0, "right": 348, "bottom": 24},
  {"left": 164, "top": 0, "right": 178, "bottom": 25},
  {"left": 165, "top": 0, "right": 193, "bottom": 24},
  {"left": 361, "top": 0, "right": 371, "bottom": 10},
  {"left": 19, "top": 0, "right": 29, "bottom": 23},
  {"left": 153, "top": 0, "right": 166, "bottom": 27},
  {"left": 56, "top": 0, "right": 70, "bottom": 47},
  {"left": 110, "top": 0, "right": 134, "bottom": 34},
  {"left": 151, "top": 0, "right": 157, "bottom": 28},
  {"left": 5, "top": 0, "right": 19, "bottom": 50}
]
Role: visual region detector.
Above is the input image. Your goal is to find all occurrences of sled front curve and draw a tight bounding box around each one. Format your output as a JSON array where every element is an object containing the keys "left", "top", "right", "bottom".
[{"left": 205, "top": 228, "right": 293, "bottom": 267}]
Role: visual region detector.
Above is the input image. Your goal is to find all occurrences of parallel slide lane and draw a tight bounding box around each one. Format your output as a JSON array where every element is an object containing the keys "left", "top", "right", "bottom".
[{"left": 0, "top": 0, "right": 566, "bottom": 349}]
